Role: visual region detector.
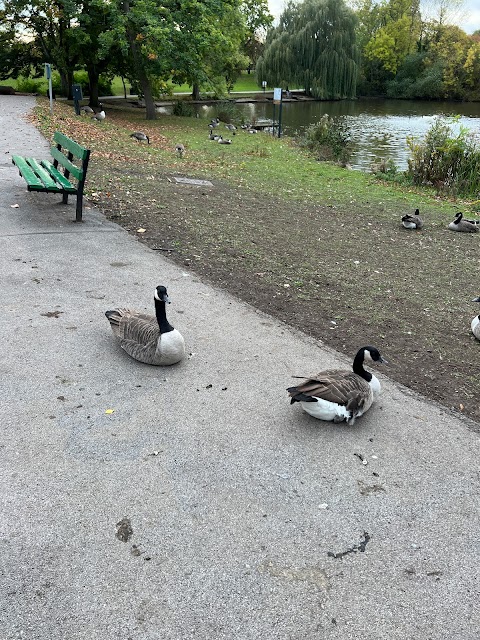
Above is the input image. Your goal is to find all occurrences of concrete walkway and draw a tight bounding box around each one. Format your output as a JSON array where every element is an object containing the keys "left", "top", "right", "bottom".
[{"left": 0, "top": 95, "right": 478, "bottom": 640}]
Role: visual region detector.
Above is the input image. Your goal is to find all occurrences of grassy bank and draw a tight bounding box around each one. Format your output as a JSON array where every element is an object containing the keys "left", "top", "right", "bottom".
[{"left": 30, "top": 97, "right": 480, "bottom": 425}]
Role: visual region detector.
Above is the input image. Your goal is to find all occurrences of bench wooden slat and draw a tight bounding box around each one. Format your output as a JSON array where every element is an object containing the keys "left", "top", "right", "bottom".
[
  {"left": 13, "top": 132, "right": 90, "bottom": 222},
  {"left": 11, "top": 155, "right": 45, "bottom": 189},
  {"left": 25, "top": 157, "right": 62, "bottom": 191},
  {"left": 40, "top": 160, "right": 77, "bottom": 192},
  {"left": 53, "top": 132, "right": 90, "bottom": 160},
  {"left": 50, "top": 147, "right": 83, "bottom": 181}
]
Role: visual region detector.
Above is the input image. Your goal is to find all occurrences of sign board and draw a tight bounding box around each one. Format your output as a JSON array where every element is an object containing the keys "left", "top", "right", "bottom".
[
  {"left": 45, "top": 63, "right": 51, "bottom": 80},
  {"left": 273, "top": 87, "right": 282, "bottom": 104}
]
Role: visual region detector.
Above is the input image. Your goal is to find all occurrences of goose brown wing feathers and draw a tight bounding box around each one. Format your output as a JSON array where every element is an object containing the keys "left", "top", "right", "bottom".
[{"left": 288, "top": 370, "right": 370, "bottom": 406}]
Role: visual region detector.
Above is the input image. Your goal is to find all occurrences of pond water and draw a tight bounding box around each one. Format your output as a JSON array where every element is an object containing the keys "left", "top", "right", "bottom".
[{"left": 190, "top": 98, "right": 480, "bottom": 172}]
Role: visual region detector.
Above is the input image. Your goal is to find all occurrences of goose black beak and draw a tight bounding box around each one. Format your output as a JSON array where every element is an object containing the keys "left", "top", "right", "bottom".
[{"left": 379, "top": 356, "right": 388, "bottom": 364}]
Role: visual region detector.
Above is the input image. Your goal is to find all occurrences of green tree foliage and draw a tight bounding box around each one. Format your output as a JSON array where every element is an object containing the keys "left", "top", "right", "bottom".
[
  {"left": 256, "top": 0, "right": 359, "bottom": 99},
  {"left": 240, "top": 0, "right": 273, "bottom": 72}
]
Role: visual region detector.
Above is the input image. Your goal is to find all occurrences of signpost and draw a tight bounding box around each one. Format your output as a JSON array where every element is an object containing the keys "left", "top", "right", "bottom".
[
  {"left": 45, "top": 63, "right": 53, "bottom": 115},
  {"left": 273, "top": 87, "right": 283, "bottom": 138}
]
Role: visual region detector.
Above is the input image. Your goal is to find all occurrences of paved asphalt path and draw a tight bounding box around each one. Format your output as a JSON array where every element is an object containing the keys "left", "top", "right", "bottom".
[{"left": 0, "top": 95, "right": 478, "bottom": 640}]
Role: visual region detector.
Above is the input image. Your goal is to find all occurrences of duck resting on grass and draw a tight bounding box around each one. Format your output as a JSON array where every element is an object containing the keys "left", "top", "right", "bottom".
[
  {"left": 448, "top": 212, "right": 479, "bottom": 233},
  {"left": 287, "top": 346, "right": 386, "bottom": 425},
  {"left": 402, "top": 209, "right": 423, "bottom": 230},
  {"left": 105, "top": 285, "right": 185, "bottom": 365}
]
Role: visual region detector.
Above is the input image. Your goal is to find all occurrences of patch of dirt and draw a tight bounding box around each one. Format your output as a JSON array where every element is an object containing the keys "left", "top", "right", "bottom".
[{"left": 90, "top": 160, "right": 480, "bottom": 427}]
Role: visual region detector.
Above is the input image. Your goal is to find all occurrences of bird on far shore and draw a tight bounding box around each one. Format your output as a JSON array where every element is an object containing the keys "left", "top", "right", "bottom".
[{"left": 130, "top": 131, "right": 150, "bottom": 144}]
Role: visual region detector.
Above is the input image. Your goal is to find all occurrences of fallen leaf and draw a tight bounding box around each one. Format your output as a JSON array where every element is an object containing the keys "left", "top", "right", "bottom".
[
  {"left": 105, "top": 409, "right": 115, "bottom": 414},
  {"left": 10, "top": 204, "right": 20, "bottom": 208},
  {"left": 136, "top": 228, "right": 146, "bottom": 233}
]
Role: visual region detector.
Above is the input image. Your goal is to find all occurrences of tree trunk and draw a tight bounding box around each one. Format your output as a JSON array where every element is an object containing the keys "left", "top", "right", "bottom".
[
  {"left": 121, "top": 76, "right": 127, "bottom": 99},
  {"left": 123, "top": 0, "right": 157, "bottom": 120},
  {"left": 192, "top": 83, "right": 200, "bottom": 100},
  {"left": 87, "top": 66, "right": 101, "bottom": 107}
]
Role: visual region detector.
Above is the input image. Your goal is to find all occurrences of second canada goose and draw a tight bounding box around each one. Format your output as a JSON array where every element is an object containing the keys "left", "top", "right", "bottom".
[
  {"left": 472, "top": 296, "right": 480, "bottom": 340},
  {"left": 209, "top": 132, "right": 222, "bottom": 141},
  {"left": 80, "top": 105, "right": 94, "bottom": 114},
  {"left": 287, "top": 346, "right": 386, "bottom": 425},
  {"left": 130, "top": 131, "right": 150, "bottom": 144},
  {"left": 225, "top": 123, "right": 237, "bottom": 134},
  {"left": 448, "top": 212, "right": 479, "bottom": 233},
  {"left": 218, "top": 137, "right": 232, "bottom": 144},
  {"left": 402, "top": 209, "right": 423, "bottom": 229},
  {"left": 105, "top": 285, "right": 185, "bottom": 365},
  {"left": 92, "top": 110, "right": 106, "bottom": 121}
]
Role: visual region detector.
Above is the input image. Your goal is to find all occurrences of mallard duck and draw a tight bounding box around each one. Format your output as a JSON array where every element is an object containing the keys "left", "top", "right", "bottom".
[
  {"left": 472, "top": 297, "right": 480, "bottom": 340},
  {"left": 287, "top": 346, "right": 386, "bottom": 425},
  {"left": 92, "top": 109, "right": 106, "bottom": 121},
  {"left": 130, "top": 131, "right": 150, "bottom": 144},
  {"left": 448, "top": 212, "right": 479, "bottom": 233},
  {"left": 402, "top": 209, "right": 423, "bottom": 230},
  {"left": 105, "top": 285, "right": 185, "bottom": 365},
  {"left": 175, "top": 143, "right": 185, "bottom": 157}
]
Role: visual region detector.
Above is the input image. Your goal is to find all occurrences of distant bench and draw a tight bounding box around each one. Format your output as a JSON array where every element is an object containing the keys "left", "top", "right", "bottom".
[{"left": 12, "top": 132, "right": 91, "bottom": 222}]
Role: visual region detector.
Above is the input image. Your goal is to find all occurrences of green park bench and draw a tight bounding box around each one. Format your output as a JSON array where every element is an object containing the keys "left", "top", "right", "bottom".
[{"left": 12, "top": 132, "right": 91, "bottom": 222}]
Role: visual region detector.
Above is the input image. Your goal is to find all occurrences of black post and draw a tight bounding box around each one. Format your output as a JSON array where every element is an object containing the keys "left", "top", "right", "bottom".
[
  {"left": 272, "top": 103, "right": 276, "bottom": 137},
  {"left": 278, "top": 98, "right": 283, "bottom": 139}
]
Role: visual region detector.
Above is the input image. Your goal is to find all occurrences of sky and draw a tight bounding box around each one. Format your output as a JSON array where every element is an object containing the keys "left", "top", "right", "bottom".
[{"left": 267, "top": 0, "right": 480, "bottom": 35}]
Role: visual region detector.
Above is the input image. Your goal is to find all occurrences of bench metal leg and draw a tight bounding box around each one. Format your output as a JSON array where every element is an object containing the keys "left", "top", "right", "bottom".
[
  {"left": 75, "top": 189, "right": 83, "bottom": 222},
  {"left": 62, "top": 193, "right": 68, "bottom": 204}
]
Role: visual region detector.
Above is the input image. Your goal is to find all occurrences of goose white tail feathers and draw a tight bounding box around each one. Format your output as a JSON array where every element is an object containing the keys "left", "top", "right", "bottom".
[
  {"left": 287, "top": 346, "right": 386, "bottom": 425},
  {"left": 105, "top": 285, "right": 185, "bottom": 365}
]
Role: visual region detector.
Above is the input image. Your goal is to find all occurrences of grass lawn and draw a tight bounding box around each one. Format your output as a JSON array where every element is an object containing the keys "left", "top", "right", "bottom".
[{"left": 30, "top": 97, "right": 480, "bottom": 426}]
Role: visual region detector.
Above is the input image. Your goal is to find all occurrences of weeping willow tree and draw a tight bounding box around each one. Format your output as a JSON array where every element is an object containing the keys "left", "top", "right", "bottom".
[{"left": 256, "top": 0, "right": 359, "bottom": 99}]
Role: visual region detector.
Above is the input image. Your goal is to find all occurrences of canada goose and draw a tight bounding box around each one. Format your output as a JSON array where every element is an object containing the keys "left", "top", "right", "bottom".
[
  {"left": 448, "top": 212, "right": 479, "bottom": 233},
  {"left": 402, "top": 209, "right": 423, "bottom": 229},
  {"left": 225, "top": 123, "right": 237, "bottom": 134},
  {"left": 287, "top": 346, "right": 386, "bottom": 425},
  {"left": 208, "top": 118, "right": 220, "bottom": 129},
  {"left": 218, "top": 137, "right": 232, "bottom": 144},
  {"left": 175, "top": 143, "right": 185, "bottom": 157},
  {"left": 130, "top": 131, "right": 150, "bottom": 144},
  {"left": 247, "top": 129, "right": 258, "bottom": 134},
  {"left": 105, "top": 285, "right": 185, "bottom": 365},
  {"left": 92, "top": 110, "right": 106, "bottom": 121},
  {"left": 472, "top": 297, "right": 480, "bottom": 340},
  {"left": 80, "top": 105, "right": 94, "bottom": 114},
  {"left": 209, "top": 132, "right": 222, "bottom": 141}
]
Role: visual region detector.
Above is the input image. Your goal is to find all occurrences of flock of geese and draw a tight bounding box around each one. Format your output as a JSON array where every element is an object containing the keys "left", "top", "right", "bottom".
[
  {"left": 80, "top": 107, "right": 261, "bottom": 155},
  {"left": 105, "top": 279, "right": 480, "bottom": 426},
  {"left": 402, "top": 208, "right": 479, "bottom": 233}
]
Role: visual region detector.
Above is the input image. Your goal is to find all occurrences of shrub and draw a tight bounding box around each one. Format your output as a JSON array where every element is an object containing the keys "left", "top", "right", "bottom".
[
  {"left": 213, "top": 101, "right": 243, "bottom": 124},
  {"left": 406, "top": 116, "right": 480, "bottom": 197},
  {"left": 16, "top": 76, "right": 43, "bottom": 93},
  {"left": 298, "top": 115, "right": 354, "bottom": 164},
  {"left": 172, "top": 100, "right": 194, "bottom": 117}
]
